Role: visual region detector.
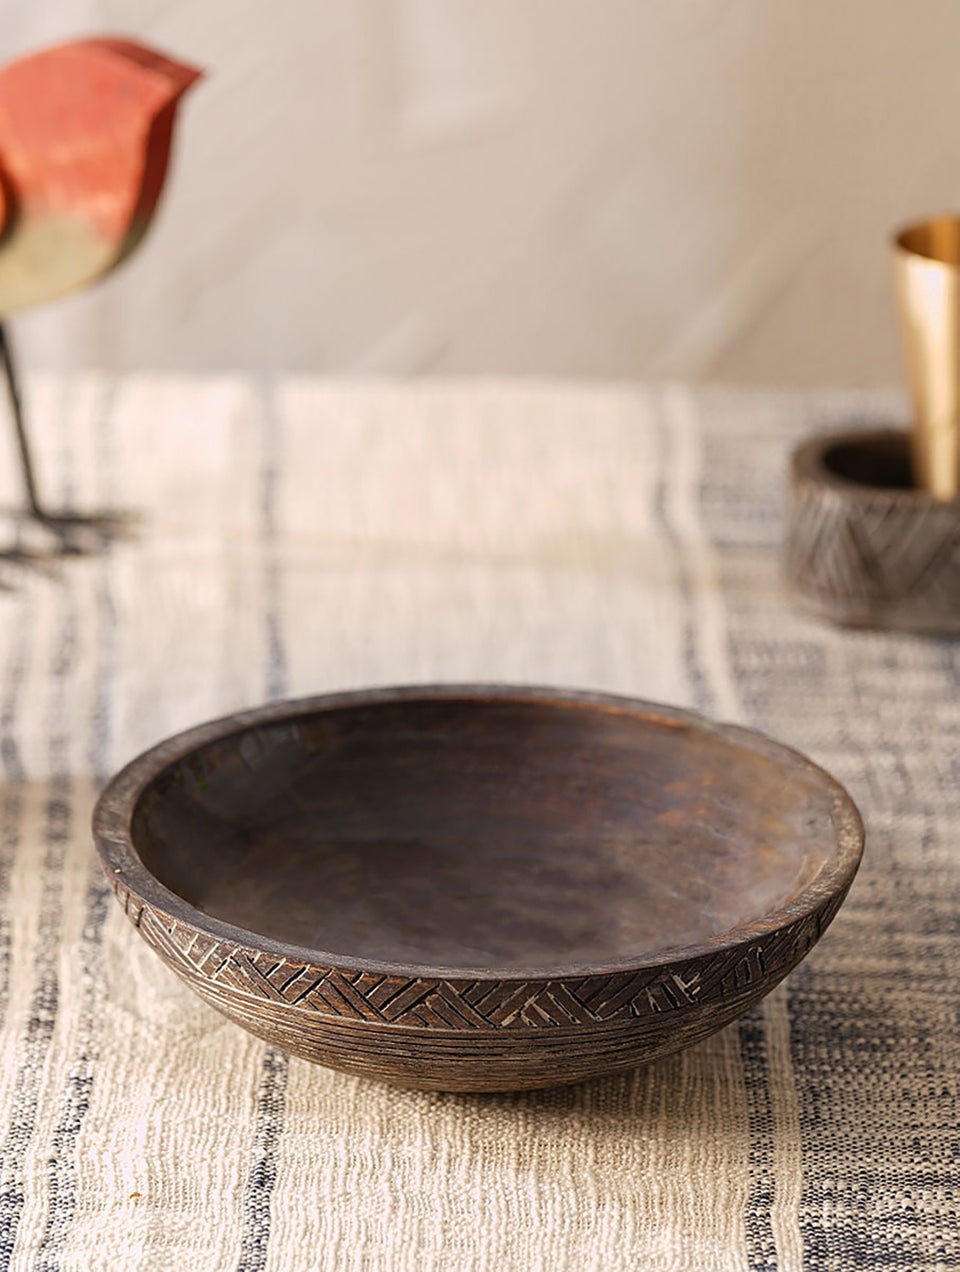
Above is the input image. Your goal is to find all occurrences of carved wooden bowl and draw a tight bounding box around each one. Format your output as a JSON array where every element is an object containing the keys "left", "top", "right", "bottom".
[{"left": 93, "top": 687, "right": 863, "bottom": 1092}]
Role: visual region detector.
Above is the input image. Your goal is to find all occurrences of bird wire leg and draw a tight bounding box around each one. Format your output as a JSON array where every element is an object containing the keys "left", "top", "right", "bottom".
[
  {"left": 0, "top": 322, "right": 137, "bottom": 559},
  {"left": 0, "top": 319, "right": 46, "bottom": 519}
]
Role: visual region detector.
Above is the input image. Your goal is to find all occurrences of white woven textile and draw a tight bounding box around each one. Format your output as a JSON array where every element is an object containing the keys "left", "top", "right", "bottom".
[{"left": 0, "top": 377, "right": 953, "bottom": 1271}]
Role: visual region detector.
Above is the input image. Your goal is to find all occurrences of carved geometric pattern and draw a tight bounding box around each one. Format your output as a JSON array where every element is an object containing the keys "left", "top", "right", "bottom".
[
  {"left": 785, "top": 482, "right": 960, "bottom": 619},
  {"left": 112, "top": 876, "right": 844, "bottom": 1033}
]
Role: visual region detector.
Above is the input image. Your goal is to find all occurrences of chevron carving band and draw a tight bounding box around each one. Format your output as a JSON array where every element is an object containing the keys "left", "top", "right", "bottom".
[
  {"left": 113, "top": 876, "right": 843, "bottom": 1034},
  {"left": 785, "top": 429, "right": 960, "bottom": 634}
]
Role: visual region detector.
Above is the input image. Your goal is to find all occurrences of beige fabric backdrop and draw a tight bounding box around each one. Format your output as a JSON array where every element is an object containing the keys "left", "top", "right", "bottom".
[{"left": 4, "top": 1, "right": 960, "bottom": 384}]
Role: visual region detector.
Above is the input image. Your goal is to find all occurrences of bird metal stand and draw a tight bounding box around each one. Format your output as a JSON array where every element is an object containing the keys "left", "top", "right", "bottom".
[
  {"left": 0, "top": 322, "right": 39, "bottom": 517},
  {"left": 0, "top": 321, "right": 135, "bottom": 556},
  {"left": 0, "top": 37, "right": 199, "bottom": 559}
]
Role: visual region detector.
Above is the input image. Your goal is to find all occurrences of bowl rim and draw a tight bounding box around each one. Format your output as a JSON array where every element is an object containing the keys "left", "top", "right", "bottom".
[{"left": 92, "top": 684, "right": 865, "bottom": 982}]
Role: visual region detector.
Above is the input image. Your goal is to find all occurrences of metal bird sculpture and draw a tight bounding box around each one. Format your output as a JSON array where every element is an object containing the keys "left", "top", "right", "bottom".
[{"left": 0, "top": 37, "right": 201, "bottom": 533}]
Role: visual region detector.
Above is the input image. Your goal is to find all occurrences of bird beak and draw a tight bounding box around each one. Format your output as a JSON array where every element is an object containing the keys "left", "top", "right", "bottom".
[
  {"left": 155, "top": 58, "right": 204, "bottom": 101},
  {"left": 85, "top": 38, "right": 204, "bottom": 107}
]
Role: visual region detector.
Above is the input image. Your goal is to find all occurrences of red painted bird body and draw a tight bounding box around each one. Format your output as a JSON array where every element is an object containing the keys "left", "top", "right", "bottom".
[{"left": 0, "top": 37, "right": 201, "bottom": 313}]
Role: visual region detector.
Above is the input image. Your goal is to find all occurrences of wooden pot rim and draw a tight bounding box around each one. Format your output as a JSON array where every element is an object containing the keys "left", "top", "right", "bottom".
[{"left": 792, "top": 428, "right": 960, "bottom": 508}]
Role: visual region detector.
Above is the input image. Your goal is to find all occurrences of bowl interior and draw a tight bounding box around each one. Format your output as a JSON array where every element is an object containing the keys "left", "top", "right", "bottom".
[{"left": 129, "top": 697, "right": 839, "bottom": 972}]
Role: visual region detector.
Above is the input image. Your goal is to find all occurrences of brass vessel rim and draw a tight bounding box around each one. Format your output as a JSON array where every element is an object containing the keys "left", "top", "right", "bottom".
[{"left": 894, "top": 214, "right": 960, "bottom": 266}]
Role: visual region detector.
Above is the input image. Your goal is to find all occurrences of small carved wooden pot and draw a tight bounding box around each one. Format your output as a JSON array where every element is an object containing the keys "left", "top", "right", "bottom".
[{"left": 785, "top": 429, "right": 960, "bottom": 633}]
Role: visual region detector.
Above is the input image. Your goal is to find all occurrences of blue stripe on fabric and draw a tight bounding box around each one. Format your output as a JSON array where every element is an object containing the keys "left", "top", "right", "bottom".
[
  {"left": 738, "top": 1008, "right": 779, "bottom": 1271},
  {"left": 260, "top": 376, "right": 287, "bottom": 705},
  {"left": 237, "top": 379, "right": 289, "bottom": 1272},
  {"left": 33, "top": 381, "right": 119, "bottom": 1271},
  {"left": 32, "top": 884, "right": 110, "bottom": 1272},
  {"left": 0, "top": 498, "right": 34, "bottom": 1272},
  {"left": 651, "top": 394, "right": 716, "bottom": 719},
  {"left": 0, "top": 388, "right": 78, "bottom": 1267},
  {"left": 0, "top": 521, "right": 31, "bottom": 1041},
  {"left": 237, "top": 1048, "right": 290, "bottom": 1272}
]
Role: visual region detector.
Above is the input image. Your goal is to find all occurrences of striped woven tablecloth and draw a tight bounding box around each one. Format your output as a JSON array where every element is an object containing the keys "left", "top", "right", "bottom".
[{"left": 0, "top": 377, "right": 955, "bottom": 1271}]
